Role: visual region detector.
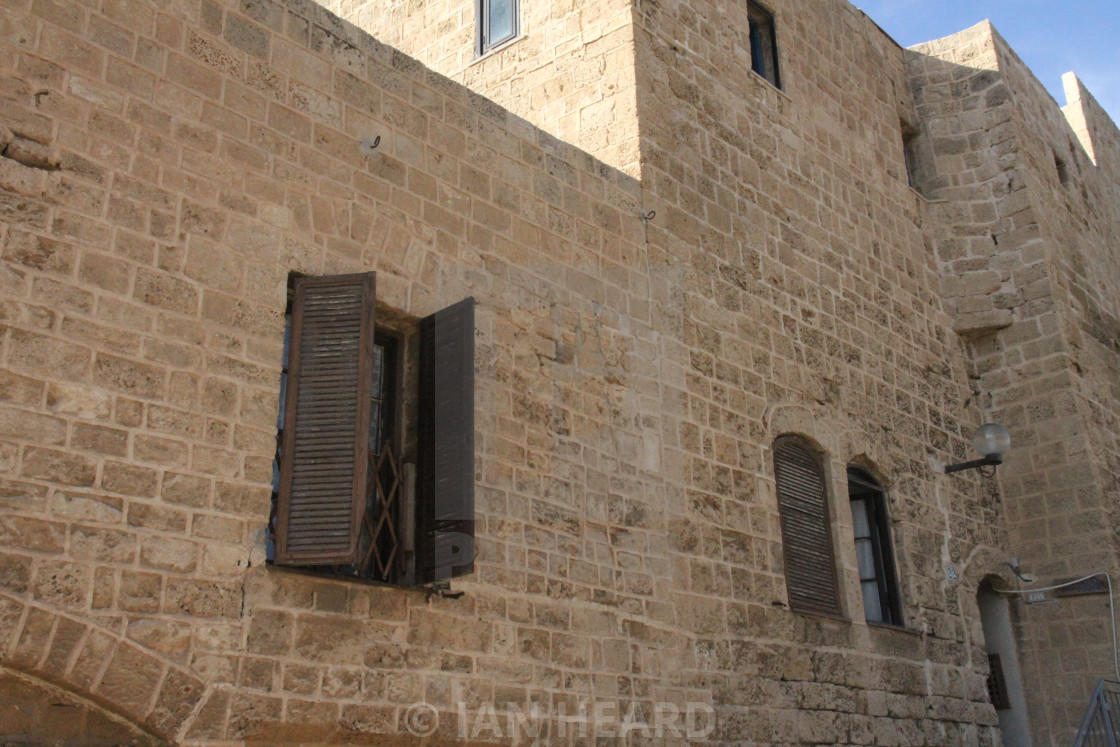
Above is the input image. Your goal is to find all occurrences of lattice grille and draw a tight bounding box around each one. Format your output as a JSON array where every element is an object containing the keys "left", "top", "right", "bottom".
[{"left": 362, "top": 441, "right": 401, "bottom": 582}]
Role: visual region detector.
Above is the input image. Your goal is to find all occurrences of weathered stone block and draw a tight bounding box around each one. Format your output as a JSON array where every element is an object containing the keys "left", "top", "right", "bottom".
[
  {"left": 31, "top": 560, "right": 91, "bottom": 606},
  {"left": 164, "top": 577, "right": 241, "bottom": 618},
  {"left": 21, "top": 447, "right": 96, "bottom": 486},
  {"left": 101, "top": 461, "right": 159, "bottom": 497},
  {"left": 70, "top": 525, "right": 137, "bottom": 563}
]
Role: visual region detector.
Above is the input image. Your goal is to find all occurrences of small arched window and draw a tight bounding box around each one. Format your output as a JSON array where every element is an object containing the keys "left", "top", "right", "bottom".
[
  {"left": 847, "top": 467, "right": 903, "bottom": 626},
  {"left": 773, "top": 436, "right": 840, "bottom": 616}
]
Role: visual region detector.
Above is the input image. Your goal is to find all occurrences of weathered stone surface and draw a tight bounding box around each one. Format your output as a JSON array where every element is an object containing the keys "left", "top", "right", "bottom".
[
  {"left": 0, "top": 0, "right": 1117, "bottom": 744},
  {"left": 31, "top": 560, "right": 91, "bottom": 606},
  {"left": 95, "top": 644, "right": 165, "bottom": 719},
  {"left": 0, "top": 670, "right": 161, "bottom": 746}
]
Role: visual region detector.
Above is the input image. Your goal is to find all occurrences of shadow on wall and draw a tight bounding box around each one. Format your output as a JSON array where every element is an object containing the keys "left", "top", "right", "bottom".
[{"left": 0, "top": 666, "right": 162, "bottom": 746}]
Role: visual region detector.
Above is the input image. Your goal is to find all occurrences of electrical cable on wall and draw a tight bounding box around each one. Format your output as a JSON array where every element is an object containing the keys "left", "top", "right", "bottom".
[{"left": 995, "top": 572, "right": 1119, "bottom": 682}]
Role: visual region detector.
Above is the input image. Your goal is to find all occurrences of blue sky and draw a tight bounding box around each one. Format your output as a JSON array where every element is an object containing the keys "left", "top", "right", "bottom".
[{"left": 854, "top": 0, "right": 1120, "bottom": 124}]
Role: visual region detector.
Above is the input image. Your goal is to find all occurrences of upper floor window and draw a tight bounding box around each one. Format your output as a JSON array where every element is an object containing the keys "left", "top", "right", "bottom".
[
  {"left": 773, "top": 436, "right": 840, "bottom": 616},
  {"left": 268, "top": 272, "right": 476, "bottom": 587},
  {"left": 478, "top": 0, "right": 519, "bottom": 55},
  {"left": 847, "top": 467, "right": 903, "bottom": 626},
  {"left": 748, "top": 1, "right": 780, "bottom": 89}
]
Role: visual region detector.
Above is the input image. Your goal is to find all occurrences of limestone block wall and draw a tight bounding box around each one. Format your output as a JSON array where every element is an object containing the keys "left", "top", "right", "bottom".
[
  {"left": 626, "top": 0, "right": 1009, "bottom": 741},
  {"left": 320, "top": 0, "right": 643, "bottom": 177},
  {"left": 909, "top": 21, "right": 1120, "bottom": 745},
  {"left": 0, "top": 0, "right": 681, "bottom": 739},
  {"left": 995, "top": 37, "right": 1120, "bottom": 743},
  {"left": 0, "top": 0, "right": 1063, "bottom": 743}
]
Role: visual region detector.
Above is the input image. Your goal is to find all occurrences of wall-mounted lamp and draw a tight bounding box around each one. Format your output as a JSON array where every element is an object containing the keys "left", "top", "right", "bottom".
[{"left": 945, "top": 423, "right": 1011, "bottom": 475}]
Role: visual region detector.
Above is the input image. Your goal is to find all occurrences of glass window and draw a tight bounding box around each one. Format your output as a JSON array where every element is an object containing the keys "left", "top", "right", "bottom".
[
  {"left": 747, "top": 1, "right": 780, "bottom": 89},
  {"left": 479, "top": 0, "right": 518, "bottom": 55},
  {"left": 847, "top": 467, "right": 903, "bottom": 626}
]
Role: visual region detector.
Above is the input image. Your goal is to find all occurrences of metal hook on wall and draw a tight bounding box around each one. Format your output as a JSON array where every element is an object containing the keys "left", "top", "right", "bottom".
[
  {"left": 359, "top": 135, "right": 381, "bottom": 156},
  {"left": 639, "top": 208, "right": 656, "bottom": 224}
]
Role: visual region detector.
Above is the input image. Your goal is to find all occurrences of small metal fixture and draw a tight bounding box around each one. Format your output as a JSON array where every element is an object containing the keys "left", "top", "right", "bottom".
[
  {"left": 426, "top": 580, "right": 464, "bottom": 601},
  {"left": 639, "top": 208, "right": 656, "bottom": 223},
  {"left": 945, "top": 423, "right": 1011, "bottom": 475},
  {"left": 1008, "top": 557, "right": 1035, "bottom": 583},
  {"left": 359, "top": 135, "right": 381, "bottom": 156}
]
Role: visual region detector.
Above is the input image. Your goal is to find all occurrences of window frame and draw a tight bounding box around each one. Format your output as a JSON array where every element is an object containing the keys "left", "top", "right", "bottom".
[
  {"left": 269, "top": 271, "right": 476, "bottom": 588},
  {"left": 846, "top": 466, "right": 904, "bottom": 627},
  {"left": 747, "top": 0, "right": 781, "bottom": 89},
  {"left": 476, "top": 0, "right": 519, "bottom": 57}
]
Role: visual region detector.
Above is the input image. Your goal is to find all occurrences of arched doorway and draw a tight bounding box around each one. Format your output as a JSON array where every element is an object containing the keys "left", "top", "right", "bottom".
[{"left": 977, "top": 579, "right": 1033, "bottom": 746}]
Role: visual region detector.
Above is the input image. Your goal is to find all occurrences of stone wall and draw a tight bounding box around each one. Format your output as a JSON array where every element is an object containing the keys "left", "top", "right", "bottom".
[
  {"left": 2, "top": 0, "right": 1118, "bottom": 742},
  {"left": 320, "top": 0, "right": 643, "bottom": 176},
  {"left": 995, "top": 31, "right": 1120, "bottom": 743},
  {"left": 0, "top": 0, "right": 675, "bottom": 738},
  {"left": 908, "top": 21, "right": 1120, "bottom": 745},
  {"left": 0, "top": 665, "right": 162, "bottom": 745},
  {"left": 624, "top": 0, "right": 1009, "bottom": 741}
]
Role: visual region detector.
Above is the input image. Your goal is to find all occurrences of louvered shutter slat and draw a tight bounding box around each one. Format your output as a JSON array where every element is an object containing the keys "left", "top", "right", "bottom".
[
  {"left": 774, "top": 437, "right": 841, "bottom": 615},
  {"left": 275, "top": 273, "right": 376, "bottom": 566}
]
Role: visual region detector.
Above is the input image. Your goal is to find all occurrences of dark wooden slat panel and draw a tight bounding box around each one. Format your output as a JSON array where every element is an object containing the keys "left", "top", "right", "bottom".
[
  {"left": 275, "top": 273, "right": 376, "bottom": 566},
  {"left": 773, "top": 436, "right": 840, "bottom": 616},
  {"left": 417, "top": 297, "right": 475, "bottom": 583}
]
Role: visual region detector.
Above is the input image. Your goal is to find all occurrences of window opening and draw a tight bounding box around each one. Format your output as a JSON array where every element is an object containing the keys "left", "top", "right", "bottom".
[
  {"left": 367, "top": 333, "right": 400, "bottom": 582},
  {"left": 902, "top": 122, "right": 922, "bottom": 191},
  {"left": 1055, "top": 152, "right": 1071, "bottom": 186},
  {"left": 267, "top": 272, "right": 476, "bottom": 587},
  {"left": 747, "top": 1, "right": 780, "bottom": 89},
  {"left": 847, "top": 467, "right": 903, "bottom": 626},
  {"left": 478, "top": 0, "right": 518, "bottom": 55},
  {"left": 987, "top": 653, "right": 1012, "bottom": 710}
]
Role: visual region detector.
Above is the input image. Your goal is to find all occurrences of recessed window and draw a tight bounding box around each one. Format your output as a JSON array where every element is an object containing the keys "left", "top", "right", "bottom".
[
  {"left": 268, "top": 272, "right": 476, "bottom": 586},
  {"left": 847, "top": 467, "right": 903, "bottom": 626},
  {"left": 1054, "top": 152, "right": 1071, "bottom": 186},
  {"left": 747, "top": 1, "right": 780, "bottom": 89},
  {"left": 773, "top": 436, "right": 840, "bottom": 616},
  {"left": 478, "top": 0, "right": 518, "bottom": 55},
  {"left": 901, "top": 122, "right": 922, "bottom": 191},
  {"left": 987, "top": 653, "right": 1012, "bottom": 710}
]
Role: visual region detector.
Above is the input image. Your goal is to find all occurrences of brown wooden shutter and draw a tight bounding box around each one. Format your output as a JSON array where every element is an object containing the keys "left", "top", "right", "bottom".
[
  {"left": 773, "top": 436, "right": 841, "bottom": 615},
  {"left": 275, "top": 273, "right": 376, "bottom": 566},
  {"left": 416, "top": 297, "right": 475, "bottom": 583}
]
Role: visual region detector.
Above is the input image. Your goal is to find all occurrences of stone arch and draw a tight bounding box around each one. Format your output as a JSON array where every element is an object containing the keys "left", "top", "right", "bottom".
[
  {"left": 0, "top": 665, "right": 162, "bottom": 746},
  {"left": 0, "top": 593, "right": 207, "bottom": 742},
  {"left": 957, "top": 547, "right": 1018, "bottom": 661},
  {"left": 836, "top": 427, "right": 894, "bottom": 486},
  {"left": 765, "top": 402, "right": 841, "bottom": 457}
]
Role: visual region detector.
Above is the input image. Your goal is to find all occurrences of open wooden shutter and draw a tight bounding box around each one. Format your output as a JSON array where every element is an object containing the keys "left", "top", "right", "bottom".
[
  {"left": 275, "top": 273, "right": 376, "bottom": 566},
  {"left": 416, "top": 297, "right": 475, "bottom": 583},
  {"left": 773, "top": 436, "right": 840, "bottom": 615}
]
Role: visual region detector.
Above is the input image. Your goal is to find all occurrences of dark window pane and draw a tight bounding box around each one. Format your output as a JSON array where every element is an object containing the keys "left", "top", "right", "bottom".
[{"left": 369, "top": 401, "right": 382, "bottom": 456}]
